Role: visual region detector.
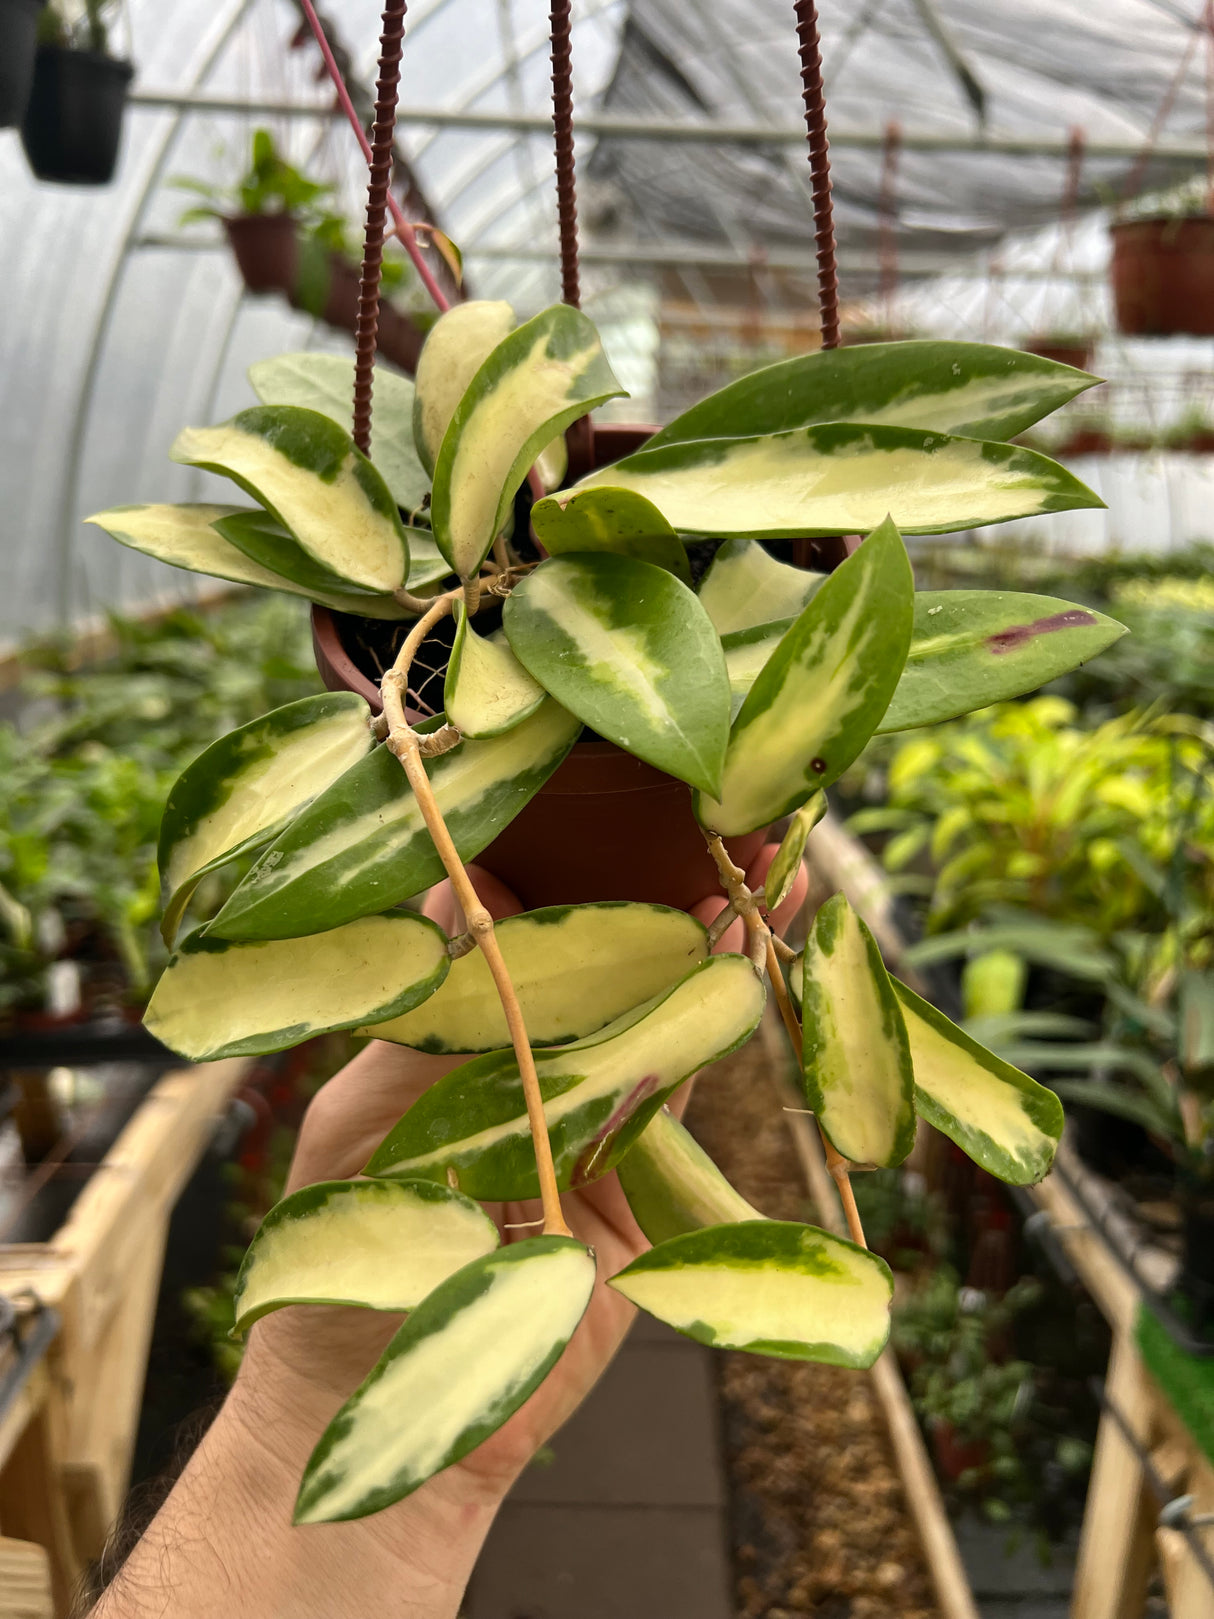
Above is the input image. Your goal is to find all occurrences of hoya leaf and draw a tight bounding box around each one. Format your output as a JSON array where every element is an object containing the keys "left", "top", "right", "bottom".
[
  {"left": 534, "top": 432, "right": 569, "bottom": 492},
  {"left": 765, "top": 792, "right": 827, "bottom": 911},
  {"left": 158, "top": 692, "right": 373, "bottom": 945},
  {"left": 211, "top": 509, "right": 417, "bottom": 613},
  {"left": 365, "top": 954, "right": 766, "bottom": 1199},
  {"left": 531, "top": 486, "right": 692, "bottom": 585},
  {"left": 366, "top": 901, "right": 706, "bottom": 1053},
  {"left": 608, "top": 1221, "right": 893, "bottom": 1367},
  {"left": 892, "top": 977, "right": 1064, "bottom": 1185},
  {"left": 412, "top": 300, "right": 516, "bottom": 476},
  {"left": 801, "top": 894, "right": 916, "bottom": 1168},
  {"left": 430, "top": 304, "right": 626, "bottom": 578},
  {"left": 647, "top": 340, "right": 1098, "bottom": 449},
  {"left": 696, "top": 518, "right": 913, "bottom": 836},
  {"left": 170, "top": 405, "right": 408, "bottom": 592},
  {"left": 617, "top": 1107, "right": 762, "bottom": 1245},
  {"left": 294, "top": 1237, "right": 595, "bottom": 1523},
  {"left": 697, "top": 539, "right": 824, "bottom": 637},
  {"left": 877, "top": 590, "right": 1128, "bottom": 733},
  {"left": 145, "top": 912, "right": 449, "bottom": 1061},
  {"left": 209, "top": 700, "right": 582, "bottom": 942},
  {"left": 444, "top": 605, "right": 546, "bottom": 739},
  {"left": 248, "top": 351, "right": 430, "bottom": 513},
  {"left": 212, "top": 699, "right": 582, "bottom": 945},
  {"left": 576, "top": 423, "right": 1101, "bottom": 539},
  {"left": 721, "top": 621, "right": 793, "bottom": 718},
  {"left": 504, "top": 553, "right": 730, "bottom": 796},
  {"left": 232, "top": 1177, "right": 499, "bottom": 1334}
]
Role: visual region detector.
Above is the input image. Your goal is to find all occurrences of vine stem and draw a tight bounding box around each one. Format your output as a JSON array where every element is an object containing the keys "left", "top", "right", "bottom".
[
  {"left": 703, "top": 833, "right": 867, "bottom": 1249},
  {"left": 380, "top": 591, "right": 570, "bottom": 1238}
]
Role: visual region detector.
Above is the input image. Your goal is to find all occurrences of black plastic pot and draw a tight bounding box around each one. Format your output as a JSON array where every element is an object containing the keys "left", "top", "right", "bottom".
[
  {"left": 1179, "top": 1178, "right": 1214, "bottom": 1341},
  {"left": 0, "top": 0, "right": 41, "bottom": 128},
  {"left": 20, "top": 44, "right": 134, "bottom": 185}
]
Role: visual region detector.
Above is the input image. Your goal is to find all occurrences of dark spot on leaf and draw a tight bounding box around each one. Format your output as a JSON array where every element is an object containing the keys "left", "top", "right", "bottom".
[
  {"left": 987, "top": 609, "right": 1096, "bottom": 655},
  {"left": 811, "top": 758, "right": 827, "bottom": 773}
]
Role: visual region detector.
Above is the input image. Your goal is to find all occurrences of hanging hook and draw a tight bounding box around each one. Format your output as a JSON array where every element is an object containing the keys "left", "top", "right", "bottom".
[{"left": 792, "top": 0, "right": 840, "bottom": 350}]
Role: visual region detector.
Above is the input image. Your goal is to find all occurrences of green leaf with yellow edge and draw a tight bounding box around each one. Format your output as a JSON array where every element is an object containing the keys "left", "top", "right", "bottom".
[
  {"left": 294, "top": 1236, "right": 595, "bottom": 1523},
  {"left": 232, "top": 1177, "right": 499, "bottom": 1335},
  {"left": 145, "top": 911, "right": 449, "bottom": 1062},
  {"left": 504, "top": 553, "right": 730, "bottom": 796},
  {"left": 608, "top": 1221, "right": 893, "bottom": 1367},
  {"left": 877, "top": 590, "right": 1128, "bottom": 733},
  {"left": 170, "top": 405, "right": 408, "bottom": 592},
  {"left": 696, "top": 518, "right": 913, "bottom": 836},
  {"left": 801, "top": 894, "right": 916, "bottom": 1168},
  {"left": 430, "top": 304, "right": 625, "bottom": 578},
  {"left": 647, "top": 340, "right": 1098, "bottom": 449},
  {"left": 765, "top": 792, "right": 827, "bottom": 911},
  {"left": 157, "top": 692, "right": 373, "bottom": 946},
  {"left": 696, "top": 539, "right": 824, "bottom": 637},
  {"left": 209, "top": 700, "right": 582, "bottom": 942},
  {"left": 892, "top": 977, "right": 1063, "bottom": 1184},
  {"left": 412, "top": 300, "right": 516, "bottom": 476},
  {"left": 576, "top": 423, "right": 1101, "bottom": 540},
  {"left": 617, "top": 1107, "right": 762, "bottom": 1245},
  {"left": 365, "top": 901, "right": 706, "bottom": 1053},
  {"left": 211, "top": 509, "right": 423, "bottom": 611},
  {"left": 365, "top": 954, "right": 766, "bottom": 1199},
  {"left": 531, "top": 486, "right": 692, "bottom": 584},
  {"left": 444, "top": 603, "right": 546, "bottom": 739}
]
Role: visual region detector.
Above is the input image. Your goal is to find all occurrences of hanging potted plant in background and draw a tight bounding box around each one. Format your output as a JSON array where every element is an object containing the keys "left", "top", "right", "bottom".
[
  {"left": 20, "top": 0, "right": 133, "bottom": 186},
  {"left": 1110, "top": 186, "right": 1214, "bottom": 338},
  {"left": 0, "top": 0, "right": 42, "bottom": 129},
  {"left": 1023, "top": 333, "right": 1096, "bottom": 372},
  {"left": 292, "top": 207, "right": 426, "bottom": 374}
]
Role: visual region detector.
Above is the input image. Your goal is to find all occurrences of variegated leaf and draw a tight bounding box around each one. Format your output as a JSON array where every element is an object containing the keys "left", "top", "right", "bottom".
[
  {"left": 697, "top": 539, "right": 824, "bottom": 637},
  {"left": 696, "top": 519, "right": 913, "bottom": 836},
  {"left": 534, "top": 432, "right": 569, "bottom": 492},
  {"left": 294, "top": 1237, "right": 596, "bottom": 1523},
  {"left": 646, "top": 340, "right": 1097, "bottom": 449},
  {"left": 412, "top": 300, "right": 516, "bottom": 476},
  {"left": 248, "top": 351, "right": 431, "bottom": 513},
  {"left": 158, "top": 693, "right": 373, "bottom": 945},
  {"left": 366, "top": 901, "right": 706, "bottom": 1053},
  {"left": 617, "top": 1107, "right": 762, "bottom": 1245},
  {"left": 764, "top": 792, "right": 827, "bottom": 911},
  {"left": 721, "top": 621, "right": 792, "bottom": 718},
  {"left": 430, "top": 305, "right": 626, "bottom": 578},
  {"left": 608, "top": 1221, "right": 893, "bottom": 1367},
  {"left": 171, "top": 405, "right": 408, "bottom": 592},
  {"left": 85, "top": 503, "right": 412, "bottom": 616},
  {"left": 504, "top": 553, "right": 730, "bottom": 796},
  {"left": 444, "top": 604, "right": 546, "bottom": 739},
  {"left": 892, "top": 978, "right": 1063, "bottom": 1184},
  {"left": 145, "top": 912, "right": 449, "bottom": 1061},
  {"left": 800, "top": 894, "right": 916, "bottom": 1168},
  {"left": 232, "top": 1178, "right": 499, "bottom": 1334},
  {"left": 209, "top": 701, "right": 581, "bottom": 941},
  {"left": 211, "top": 509, "right": 421, "bottom": 611},
  {"left": 576, "top": 423, "right": 1101, "bottom": 539},
  {"left": 365, "top": 954, "right": 765, "bottom": 1199},
  {"left": 877, "top": 590, "right": 1128, "bottom": 733},
  {"left": 531, "top": 486, "right": 691, "bottom": 584}
]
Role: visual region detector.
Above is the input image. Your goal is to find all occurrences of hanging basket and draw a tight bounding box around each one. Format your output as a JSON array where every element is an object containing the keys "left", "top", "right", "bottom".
[
  {"left": 290, "top": 250, "right": 427, "bottom": 375},
  {"left": 1110, "top": 215, "right": 1214, "bottom": 338},
  {"left": 20, "top": 44, "right": 134, "bottom": 185},
  {"left": 0, "top": 0, "right": 41, "bottom": 128},
  {"left": 223, "top": 213, "right": 300, "bottom": 295},
  {"left": 1024, "top": 337, "right": 1094, "bottom": 371}
]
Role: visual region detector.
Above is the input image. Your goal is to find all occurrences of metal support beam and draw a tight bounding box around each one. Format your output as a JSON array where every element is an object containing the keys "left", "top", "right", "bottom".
[{"left": 125, "top": 90, "right": 1212, "bottom": 163}]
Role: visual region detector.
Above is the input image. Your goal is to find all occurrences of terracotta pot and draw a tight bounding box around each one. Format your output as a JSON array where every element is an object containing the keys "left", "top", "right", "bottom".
[
  {"left": 224, "top": 213, "right": 299, "bottom": 295},
  {"left": 1057, "top": 427, "right": 1112, "bottom": 456},
  {"left": 0, "top": 0, "right": 41, "bottom": 128},
  {"left": 930, "top": 1420, "right": 990, "bottom": 1483},
  {"left": 1025, "top": 338, "right": 1093, "bottom": 371},
  {"left": 1111, "top": 216, "right": 1214, "bottom": 338},
  {"left": 20, "top": 45, "right": 133, "bottom": 185}
]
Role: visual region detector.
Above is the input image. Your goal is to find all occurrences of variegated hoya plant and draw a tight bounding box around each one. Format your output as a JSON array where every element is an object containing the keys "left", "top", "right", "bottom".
[{"left": 88, "top": 302, "right": 1125, "bottom": 1524}]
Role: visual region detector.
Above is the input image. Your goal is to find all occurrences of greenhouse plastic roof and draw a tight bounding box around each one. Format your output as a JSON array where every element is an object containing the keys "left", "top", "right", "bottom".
[{"left": 0, "top": 0, "right": 1210, "bottom": 645}]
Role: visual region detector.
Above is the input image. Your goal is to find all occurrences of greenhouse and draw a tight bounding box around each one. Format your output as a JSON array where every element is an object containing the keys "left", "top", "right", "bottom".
[{"left": 0, "top": 1, "right": 1212, "bottom": 1615}]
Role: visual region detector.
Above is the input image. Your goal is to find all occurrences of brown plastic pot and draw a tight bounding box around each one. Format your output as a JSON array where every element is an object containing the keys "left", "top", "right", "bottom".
[
  {"left": 1111, "top": 216, "right": 1214, "bottom": 337},
  {"left": 1024, "top": 337, "right": 1093, "bottom": 371},
  {"left": 223, "top": 213, "right": 299, "bottom": 295}
]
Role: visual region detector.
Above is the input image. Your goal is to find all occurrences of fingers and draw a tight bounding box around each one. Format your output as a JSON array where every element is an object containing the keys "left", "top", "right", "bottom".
[
  {"left": 421, "top": 865, "right": 525, "bottom": 934},
  {"left": 691, "top": 841, "right": 812, "bottom": 955}
]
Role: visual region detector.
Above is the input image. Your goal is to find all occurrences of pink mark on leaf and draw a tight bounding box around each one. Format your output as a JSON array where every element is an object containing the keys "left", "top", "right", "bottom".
[
  {"left": 987, "top": 609, "right": 1096, "bottom": 654},
  {"left": 570, "top": 1074, "right": 661, "bottom": 1188}
]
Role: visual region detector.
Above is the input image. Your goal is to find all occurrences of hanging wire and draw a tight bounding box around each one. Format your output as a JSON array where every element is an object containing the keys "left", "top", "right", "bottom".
[
  {"left": 549, "top": 0, "right": 581, "bottom": 308},
  {"left": 792, "top": 0, "right": 840, "bottom": 349},
  {"left": 1119, "top": 18, "right": 1202, "bottom": 210},
  {"left": 352, "top": 0, "right": 408, "bottom": 455}
]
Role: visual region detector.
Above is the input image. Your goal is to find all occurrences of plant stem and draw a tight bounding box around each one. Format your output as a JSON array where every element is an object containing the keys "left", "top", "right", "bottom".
[{"left": 380, "top": 592, "right": 570, "bottom": 1238}]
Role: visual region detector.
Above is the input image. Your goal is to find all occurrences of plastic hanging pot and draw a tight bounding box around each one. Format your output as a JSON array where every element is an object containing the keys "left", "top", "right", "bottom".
[
  {"left": 1110, "top": 215, "right": 1214, "bottom": 338},
  {"left": 223, "top": 213, "right": 299, "bottom": 295},
  {"left": 0, "top": 0, "right": 42, "bottom": 129},
  {"left": 20, "top": 45, "right": 134, "bottom": 185},
  {"left": 1024, "top": 337, "right": 1094, "bottom": 371}
]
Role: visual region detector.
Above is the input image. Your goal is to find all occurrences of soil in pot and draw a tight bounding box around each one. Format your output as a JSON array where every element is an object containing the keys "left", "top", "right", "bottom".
[
  {"left": 1111, "top": 215, "right": 1214, "bottom": 338},
  {"left": 21, "top": 45, "right": 134, "bottom": 185},
  {"left": 0, "top": 0, "right": 41, "bottom": 128},
  {"left": 224, "top": 213, "right": 299, "bottom": 295}
]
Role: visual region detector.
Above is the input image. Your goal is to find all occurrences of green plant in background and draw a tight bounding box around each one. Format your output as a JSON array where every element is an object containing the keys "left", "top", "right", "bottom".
[
  {"left": 173, "top": 128, "right": 335, "bottom": 226},
  {"left": 36, "top": 0, "right": 119, "bottom": 52},
  {"left": 88, "top": 305, "right": 1127, "bottom": 1523}
]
